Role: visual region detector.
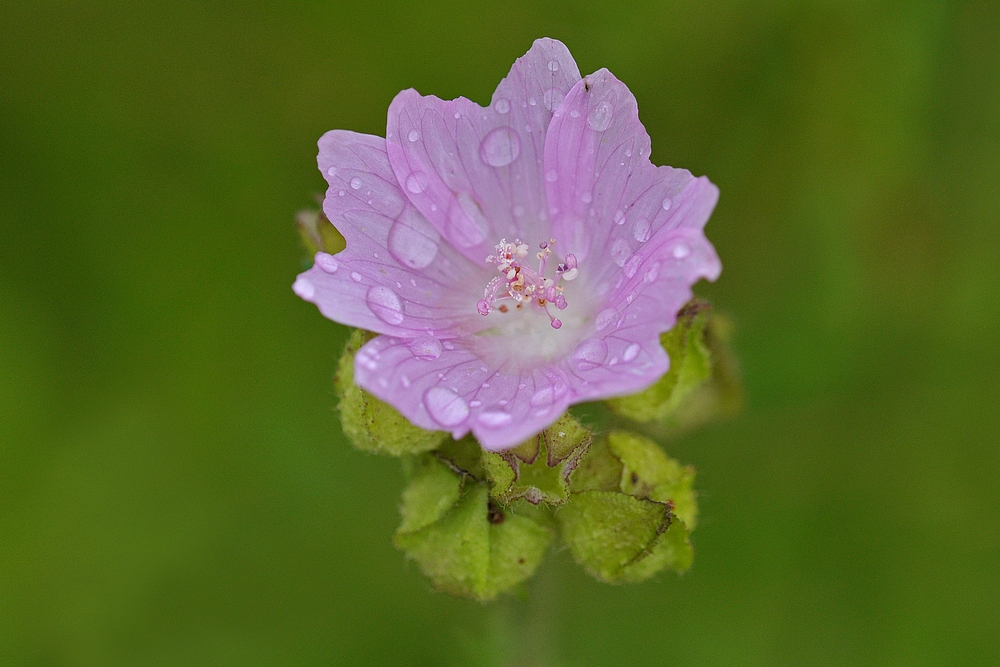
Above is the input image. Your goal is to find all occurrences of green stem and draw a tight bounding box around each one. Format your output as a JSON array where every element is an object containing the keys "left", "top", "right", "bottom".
[{"left": 490, "top": 556, "right": 561, "bottom": 667}]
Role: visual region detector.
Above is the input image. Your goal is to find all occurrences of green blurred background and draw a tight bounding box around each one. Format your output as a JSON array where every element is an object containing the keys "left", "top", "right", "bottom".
[{"left": 2, "top": 1, "right": 998, "bottom": 665}]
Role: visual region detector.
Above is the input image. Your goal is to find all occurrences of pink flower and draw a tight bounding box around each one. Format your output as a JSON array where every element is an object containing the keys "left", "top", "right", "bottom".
[{"left": 294, "top": 38, "right": 721, "bottom": 450}]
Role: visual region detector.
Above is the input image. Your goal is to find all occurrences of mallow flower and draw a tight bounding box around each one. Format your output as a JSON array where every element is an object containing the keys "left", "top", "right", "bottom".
[{"left": 294, "top": 38, "right": 721, "bottom": 451}]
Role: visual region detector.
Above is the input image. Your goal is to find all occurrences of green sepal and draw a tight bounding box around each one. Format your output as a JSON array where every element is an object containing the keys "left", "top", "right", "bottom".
[
  {"left": 556, "top": 491, "right": 692, "bottom": 583},
  {"left": 483, "top": 413, "right": 592, "bottom": 505},
  {"left": 335, "top": 329, "right": 448, "bottom": 456},
  {"left": 435, "top": 435, "right": 486, "bottom": 480},
  {"left": 607, "top": 300, "right": 712, "bottom": 423},
  {"left": 607, "top": 431, "right": 697, "bottom": 528},
  {"left": 297, "top": 207, "right": 346, "bottom": 267},
  {"left": 394, "top": 470, "right": 554, "bottom": 602}
]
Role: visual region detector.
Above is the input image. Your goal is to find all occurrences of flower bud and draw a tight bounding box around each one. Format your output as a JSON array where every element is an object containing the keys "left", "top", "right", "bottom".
[
  {"left": 559, "top": 431, "right": 696, "bottom": 583},
  {"left": 394, "top": 455, "right": 554, "bottom": 601},
  {"left": 482, "top": 412, "right": 592, "bottom": 506},
  {"left": 335, "top": 329, "right": 448, "bottom": 456}
]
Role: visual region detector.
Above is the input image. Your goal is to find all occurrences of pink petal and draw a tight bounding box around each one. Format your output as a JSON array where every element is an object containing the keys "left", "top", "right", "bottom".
[
  {"left": 354, "top": 335, "right": 574, "bottom": 450},
  {"left": 385, "top": 38, "right": 581, "bottom": 263},
  {"left": 544, "top": 68, "right": 713, "bottom": 273},
  {"left": 296, "top": 131, "right": 488, "bottom": 337}
]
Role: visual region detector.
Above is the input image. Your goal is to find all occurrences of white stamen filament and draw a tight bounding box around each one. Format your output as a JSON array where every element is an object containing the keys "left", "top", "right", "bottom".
[{"left": 477, "top": 238, "right": 578, "bottom": 329}]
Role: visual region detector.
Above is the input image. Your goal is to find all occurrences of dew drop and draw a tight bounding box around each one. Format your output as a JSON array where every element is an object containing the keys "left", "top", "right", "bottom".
[
  {"left": 570, "top": 109, "right": 580, "bottom": 118},
  {"left": 401, "top": 376, "right": 411, "bottom": 387},
  {"left": 478, "top": 409, "right": 513, "bottom": 427},
  {"left": 632, "top": 218, "right": 651, "bottom": 243},
  {"left": 643, "top": 262, "right": 660, "bottom": 283},
  {"left": 530, "top": 383, "right": 566, "bottom": 408},
  {"left": 407, "top": 129, "right": 420, "bottom": 142},
  {"left": 581, "top": 191, "right": 592, "bottom": 204},
  {"left": 626, "top": 291, "right": 637, "bottom": 304},
  {"left": 366, "top": 286, "right": 404, "bottom": 325},
  {"left": 480, "top": 127, "right": 521, "bottom": 167},
  {"left": 673, "top": 243, "right": 691, "bottom": 259},
  {"left": 338, "top": 190, "right": 345, "bottom": 196},
  {"left": 623, "top": 343, "right": 641, "bottom": 362},
  {"left": 513, "top": 204, "right": 525, "bottom": 217},
  {"left": 469, "top": 400, "right": 482, "bottom": 408},
  {"left": 623, "top": 254, "right": 641, "bottom": 278},
  {"left": 613, "top": 209, "right": 626, "bottom": 225},
  {"left": 409, "top": 278, "right": 417, "bottom": 287},
  {"left": 543, "top": 88, "right": 564, "bottom": 111},
  {"left": 350, "top": 177, "right": 362, "bottom": 190},
  {"left": 407, "top": 335, "right": 442, "bottom": 361},
  {"left": 405, "top": 172, "right": 428, "bottom": 194},
  {"left": 545, "top": 170, "right": 558, "bottom": 183},
  {"left": 595, "top": 308, "right": 616, "bottom": 331},
  {"left": 587, "top": 102, "right": 613, "bottom": 131},
  {"left": 572, "top": 338, "right": 608, "bottom": 371},
  {"left": 314, "top": 253, "right": 339, "bottom": 273},
  {"left": 424, "top": 387, "right": 469, "bottom": 427},
  {"left": 493, "top": 98, "right": 510, "bottom": 114},
  {"left": 611, "top": 239, "right": 631, "bottom": 266},
  {"left": 327, "top": 166, "right": 337, "bottom": 177},
  {"left": 547, "top": 59, "right": 560, "bottom": 72},
  {"left": 350, "top": 272, "right": 362, "bottom": 282},
  {"left": 292, "top": 277, "right": 315, "bottom": 300},
  {"left": 662, "top": 197, "right": 672, "bottom": 211}
]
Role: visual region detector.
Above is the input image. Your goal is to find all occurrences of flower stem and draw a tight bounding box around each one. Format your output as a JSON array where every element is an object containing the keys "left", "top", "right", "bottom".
[{"left": 490, "top": 557, "right": 561, "bottom": 667}]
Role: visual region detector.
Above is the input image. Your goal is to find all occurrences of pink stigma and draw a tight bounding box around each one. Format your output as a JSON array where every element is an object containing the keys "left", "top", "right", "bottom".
[{"left": 477, "top": 238, "right": 578, "bottom": 329}]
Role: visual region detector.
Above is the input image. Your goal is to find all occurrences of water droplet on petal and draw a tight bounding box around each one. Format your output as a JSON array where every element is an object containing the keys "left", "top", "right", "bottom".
[
  {"left": 573, "top": 338, "right": 608, "bottom": 371},
  {"left": 626, "top": 291, "right": 637, "bottom": 304},
  {"left": 632, "top": 218, "right": 651, "bottom": 243},
  {"left": 623, "top": 254, "right": 641, "bottom": 278},
  {"left": 623, "top": 343, "right": 641, "bottom": 362},
  {"left": 350, "top": 271, "right": 362, "bottom": 282},
  {"left": 547, "top": 59, "right": 560, "bottom": 71},
  {"left": 407, "top": 335, "right": 442, "bottom": 361},
  {"left": 545, "top": 170, "right": 558, "bottom": 183},
  {"left": 595, "top": 308, "right": 616, "bottom": 331},
  {"left": 643, "top": 262, "right": 660, "bottom": 283},
  {"left": 405, "top": 172, "right": 428, "bottom": 194},
  {"left": 292, "top": 277, "right": 315, "bottom": 300},
  {"left": 673, "top": 243, "right": 691, "bottom": 258},
  {"left": 479, "top": 409, "right": 512, "bottom": 427},
  {"left": 662, "top": 197, "right": 672, "bottom": 211},
  {"left": 401, "top": 376, "right": 411, "bottom": 387},
  {"left": 409, "top": 278, "right": 417, "bottom": 287},
  {"left": 469, "top": 400, "right": 482, "bottom": 408},
  {"left": 493, "top": 98, "right": 510, "bottom": 114},
  {"left": 570, "top": 109, "right": 580, "bottom": 118},
  {"left": 424, "top": 387, "right": 469, "bottom": 427},
  {"left": 543, "top": 88, "right": 564, "bottom": 111},
  {"left": 530, "top": 383, "right": 566, "bottom": 408},
  {"left": 581, "top": 191, "right": 592, "bottom": 204},
  {"left": 480, "top": 127, "right": 521, "bottom": 167},
  {"left": 314, "top": 253, "right": 339, "bottom": 273},
  {"left": 407, "top": 129, "right": 420, "bottom": 142},
  {"left": 350, "top": 177, "right": 362, "bottom": 190},
  {"left": 611, "top": 239, "right": 631, "bottom": 266},
  {"left": 327, "top": 166, "right": 337, "bottom": 177},
  {"left": 513, "top": 204, "right": 525, "bottom": 217},
  {"left": 587, "top": 102, "right": 613, "bottom": 131},
  {"left": 366, "top": 286, "right": 404, "bottom": 325},
  {"left": 613, "top": 209, "right": 626, "bottom": 225}
]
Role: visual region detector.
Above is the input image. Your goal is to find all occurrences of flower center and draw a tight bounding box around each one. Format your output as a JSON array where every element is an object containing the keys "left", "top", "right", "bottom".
[{"left": 476, "top": 238, "right": 579, "bottom": 329}]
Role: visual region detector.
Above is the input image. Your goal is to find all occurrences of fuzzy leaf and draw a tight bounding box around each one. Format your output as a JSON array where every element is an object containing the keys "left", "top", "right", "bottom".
[
  {"left": 608, "top": 431, "right": 698, "bottom": 528},
  {"left": 335, "top": 329, "right": 448, "bottom": 456},
  {"left": 397, "top": 455, "right": 462, "bottom": 534},
  {"left": 557, "top": 490, "right": 690, "bottom": 583},
  {"left": 394, "top": 482, "right": 553, "bottom": 601},
  {"left": 483, "top": 413, "right": 591, "bottom": 505}
]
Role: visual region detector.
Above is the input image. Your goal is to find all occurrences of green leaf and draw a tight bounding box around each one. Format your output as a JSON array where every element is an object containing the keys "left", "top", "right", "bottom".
[
  {"left": 394, "top": 482, "right": 553, "bottom": 601},
  {"left": 557, "top": 490, "right": 690, "bottom": 583},
  {"left": 483, "top": 413, "right": 591, "bottom": 505},
  {"left": 397, "top": 455, "right": 463, "bottom": 534},
  {"left": 606, "top": 300, "right": 713, "bottom": 423},
  {"left": 297, "top": 207, "right": 346, "bottom": 265},
  {"left": 335, "top": 329, "right": 449, "bottom": 456},
  {"left": 607, "top": 431, "right": 698, "bottom": 528}
]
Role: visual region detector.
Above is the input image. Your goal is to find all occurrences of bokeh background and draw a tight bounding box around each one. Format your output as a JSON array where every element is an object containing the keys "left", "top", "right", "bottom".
[{"left": 2, "top": 1, "right": 999, "bottom": 665}]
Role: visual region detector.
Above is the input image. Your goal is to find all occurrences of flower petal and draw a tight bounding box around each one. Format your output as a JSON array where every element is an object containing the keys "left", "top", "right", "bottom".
[
  {"left": 354, "top": 335, "right": 574, "bottom": 450},
  {"left": 296, "top": 130, "right": 487, "bottom": 336},
  {"left": 544, "top": 68, "right": 714, "bottom": 273},
  {"left": 563, "top": 223, "right": 721, "bottom": 400},
  {"left": 385, "top": 38, "right": 581, "bottom": 262}
]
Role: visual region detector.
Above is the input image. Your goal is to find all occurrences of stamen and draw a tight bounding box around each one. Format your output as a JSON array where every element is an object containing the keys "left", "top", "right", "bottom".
[{"left": 478, "top": 237, "right": 578, "bottom": 328}]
